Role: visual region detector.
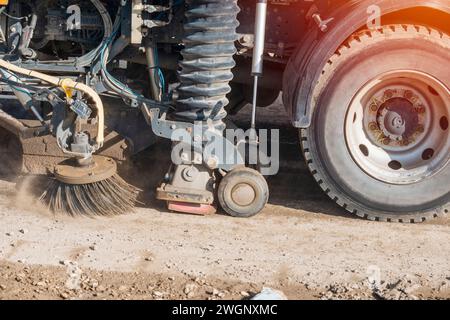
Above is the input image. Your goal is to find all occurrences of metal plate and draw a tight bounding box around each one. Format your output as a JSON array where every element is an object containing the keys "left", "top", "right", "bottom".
[{"left": 54, "top": 155, "right": 117, "bottom": 185}]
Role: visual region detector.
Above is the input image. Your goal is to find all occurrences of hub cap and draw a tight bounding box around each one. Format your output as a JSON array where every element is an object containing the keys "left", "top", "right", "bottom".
[{"left": 231, "top": 183, "right": 256, "bottom": 206}]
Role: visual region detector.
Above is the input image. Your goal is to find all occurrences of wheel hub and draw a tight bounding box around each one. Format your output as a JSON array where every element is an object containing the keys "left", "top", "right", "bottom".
[
  {"left": 346, "top": 71, "right": 450, "bottom": 184},
  {"left": 366, "top": 88, "right": 427, "bottom": 149},
  {"left": 231, "top": 183, "right": 256, "bottom": 207},
  {"left": 378, "top": 97, "right": 420, "bottom": 143}
]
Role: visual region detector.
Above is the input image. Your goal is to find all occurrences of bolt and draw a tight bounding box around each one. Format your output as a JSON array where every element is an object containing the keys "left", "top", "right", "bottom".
[
  {"left": 370, "top": 103, "right": 379, "bottom": 112},
  {"left": 206, "top": 157, "right": 218, "bottom": 169},
  {"left": 416, "top": 125, "right": 425, "bottom": 133},
  {"left": 384, "top": 89, "right": 394, "bottom": 99},
  {"left": 382, "top": 137, "right": 391, "bottom": 146},
  {"left": 415, "top": 106, "right": 426, "bottom": 114},
  {"left": 181, "top": 153, "right": 189, "bottom": 162},
  {"left": 404, "top": 90, "right": 413, "bottom": 100},
  {"left": 368, "top": 122, "right": 379, "bottom": 131},
  {"left": 401, "top": 139, "right": 410, "bottom": 146}
]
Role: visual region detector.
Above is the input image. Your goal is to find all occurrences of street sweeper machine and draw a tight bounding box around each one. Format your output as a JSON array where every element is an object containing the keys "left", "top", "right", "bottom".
[{"left": 0, "top": 0, "right": 448, "bottom": 222}]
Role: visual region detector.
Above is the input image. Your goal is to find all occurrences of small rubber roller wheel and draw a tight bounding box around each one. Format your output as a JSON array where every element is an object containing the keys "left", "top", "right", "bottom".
[{"left": 218, "top": 167, "right": 269, "bottom": 218}]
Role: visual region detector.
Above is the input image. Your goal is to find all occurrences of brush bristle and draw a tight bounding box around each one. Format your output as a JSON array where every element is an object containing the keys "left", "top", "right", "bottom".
[{"left": 40, "top": 174, "right": 141, "bottom": 216}]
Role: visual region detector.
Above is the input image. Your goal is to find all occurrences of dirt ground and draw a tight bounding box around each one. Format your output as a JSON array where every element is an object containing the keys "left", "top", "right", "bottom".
[{"left": 0, "top": 101, "right": 449, "bottom": 300}]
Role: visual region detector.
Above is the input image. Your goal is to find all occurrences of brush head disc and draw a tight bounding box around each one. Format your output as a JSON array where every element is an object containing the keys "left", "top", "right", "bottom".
[
  {"left": 54, "top": 156, "right": 116, "bottom": 185},
  {"left": 40, "top": 156, "right": 141, "bottom": 216}
]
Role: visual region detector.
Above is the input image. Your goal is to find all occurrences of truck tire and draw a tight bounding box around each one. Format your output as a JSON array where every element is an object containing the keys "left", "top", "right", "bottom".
[{"left": 301, "top": 25, "right": 449, "bottom": 223}]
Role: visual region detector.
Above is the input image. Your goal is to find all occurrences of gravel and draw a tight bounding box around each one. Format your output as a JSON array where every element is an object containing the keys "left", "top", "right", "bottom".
[{"left": 0, "top": 101, "right": 448, "bottom": 300}]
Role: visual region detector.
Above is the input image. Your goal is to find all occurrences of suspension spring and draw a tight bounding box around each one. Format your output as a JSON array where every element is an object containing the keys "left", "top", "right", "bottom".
[{"left": 175, "top": 0, "right": 240, "bottom": 127}]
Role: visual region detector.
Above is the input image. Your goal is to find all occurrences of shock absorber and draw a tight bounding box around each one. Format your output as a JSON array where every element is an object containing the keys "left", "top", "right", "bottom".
[{"left": 175, "top": 0, "right": 240, "bottom": 128}]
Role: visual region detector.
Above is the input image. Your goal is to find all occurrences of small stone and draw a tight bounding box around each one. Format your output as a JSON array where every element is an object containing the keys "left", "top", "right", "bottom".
[
  {"left": 118, "top": 285, "right": 128, "bottom": 292},
  {"left": 168, "top": 276, "right": 175, "bottom": 281},
  {"left": 19, "top": 229, "right": 28, "bottom": 234},
  {"left": 96, "top": 285, "right": 106, "bottom": 292},
  {"left": 89, "top": 245, "right": 97, "bottom": 251},
  {"left": 36, "top": 281, "right": 46, "bottom": 287},
  {"left": 153, "top": 291, "right": 163, "bottom": 297},
  {"left": 60, "top": 293, "right": 69, "bottom": 299},
  {"left": 187, "top": 292, "right": 196, "bottom": 299},
  {"left": 59, "top": 260, "right": 72, "bottom": 266},
  {"left": 206, "top": 288, "right": 216, "bottom": 295},
  {"left": 144, "top": 257, "right": 153, "bottom": 262},
  {"left": 5, "top": 232, "right": 14, "bottom": 236},
  {"left": 240, "top": 291, "right": 250, "bottom": 297},
  {"left": 0, "top": 284, "right": 6, "bottom": 290},
  {"left": 184, "top": 283, "right": 197, "bottom": 295}
]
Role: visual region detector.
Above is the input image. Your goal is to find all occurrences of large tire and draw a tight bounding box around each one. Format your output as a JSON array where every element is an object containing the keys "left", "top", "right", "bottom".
[{"left": 302, "top": 25, "right": 449, "bottom": 223}]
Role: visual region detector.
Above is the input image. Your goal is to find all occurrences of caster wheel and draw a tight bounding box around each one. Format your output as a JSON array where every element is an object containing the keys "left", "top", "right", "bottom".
[{"left": 218, "top": 167, "right": 269, "bottom": 218}]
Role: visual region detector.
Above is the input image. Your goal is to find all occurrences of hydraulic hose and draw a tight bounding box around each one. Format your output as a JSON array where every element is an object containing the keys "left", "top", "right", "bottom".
[{"left": 0, "top": 59, "right": 105, "bottom": 148}]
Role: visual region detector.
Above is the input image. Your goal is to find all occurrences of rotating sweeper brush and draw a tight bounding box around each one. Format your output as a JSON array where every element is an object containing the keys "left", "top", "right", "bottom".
[
  {"left": 40, "top": 156, "right": 140, "bottom": 216},
  {"left": 0, "top": 56, "right": 140, "bottom": 216}
]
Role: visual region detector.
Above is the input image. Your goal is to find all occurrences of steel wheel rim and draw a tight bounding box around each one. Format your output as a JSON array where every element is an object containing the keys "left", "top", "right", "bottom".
[{"left": 345, "top": 70, "right": 450, "bottom": 185}]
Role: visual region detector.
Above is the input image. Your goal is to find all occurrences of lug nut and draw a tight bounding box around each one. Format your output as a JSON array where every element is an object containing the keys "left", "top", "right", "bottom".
[
  {"left": 384, "top": 90, "right": 394, "bottom": 99},
  {"left": 401, "top": 138, "right": 410, "bottom": 146},
  {"left": 368, "top": 122, "right": 379, "bottom": 131},
  {"left": 370, "top": 103, "right": 379, "bottom": 112},
  {"left": 404, "top": 90, "right": 413, "bottom": 100},
  {"left": 382, "top": 137, "right": 391, "bottom": 145},
  {"left": 415, "top": 106, "right": 426, "bottom": 114}
]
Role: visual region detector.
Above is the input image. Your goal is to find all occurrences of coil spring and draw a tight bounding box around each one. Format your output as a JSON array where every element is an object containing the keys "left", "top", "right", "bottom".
[{"left": 175, "top": 0, "right": 240, "bottom": 125}]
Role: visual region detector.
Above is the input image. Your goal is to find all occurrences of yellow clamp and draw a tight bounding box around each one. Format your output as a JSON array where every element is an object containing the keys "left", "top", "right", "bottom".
[{"left": 60, "top": 78, "right": 74, "bottom": 100}]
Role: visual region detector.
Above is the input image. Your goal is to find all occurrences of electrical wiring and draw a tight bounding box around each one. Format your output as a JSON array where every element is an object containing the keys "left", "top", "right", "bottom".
[
  {"left": 0, "top": 69, "right": 33, "bottom": 97},
  {"left": 98, "top": 3, "right": 167, "bottom": 104},
  {"left": 0, "top": 7, "right": 29, "bottom": 21},
  {"left": 37, "top": 0, "right": 113, "bottom": 67},
  {"left": 153, "top": 46, "right": 165, "bottom": 94}
]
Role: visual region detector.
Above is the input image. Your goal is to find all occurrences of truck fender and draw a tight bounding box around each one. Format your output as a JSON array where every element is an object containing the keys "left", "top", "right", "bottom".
[{"left": 282, "top": 0, "right": 450, "bottom": 128}]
